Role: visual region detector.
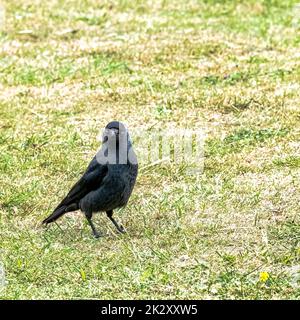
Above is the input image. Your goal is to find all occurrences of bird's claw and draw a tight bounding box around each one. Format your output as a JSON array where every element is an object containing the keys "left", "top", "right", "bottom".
[
  {"left": 93, "top": 231, "right": 103, "bottom": 238},
  {"left": 118, "top": 225, "right": 126, "bottom": 234}
]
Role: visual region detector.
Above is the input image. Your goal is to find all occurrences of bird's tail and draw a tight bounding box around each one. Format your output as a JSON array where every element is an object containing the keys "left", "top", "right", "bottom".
[{"left": 43, "top": 203, "right": 78, "bottom": 224}]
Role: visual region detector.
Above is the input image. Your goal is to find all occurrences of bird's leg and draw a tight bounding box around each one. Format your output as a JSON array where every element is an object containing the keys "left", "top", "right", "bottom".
[
  {"left": 106, "top": 210, "right": 126, "bottom": 234},
  {"left": 85, "top": 212, "right": 102, "bottom": 238}
]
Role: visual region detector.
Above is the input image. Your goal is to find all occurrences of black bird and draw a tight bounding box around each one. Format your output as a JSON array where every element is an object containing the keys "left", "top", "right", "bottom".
[{"left": 43, "top": 121, "right": 138, "bottom": 238}]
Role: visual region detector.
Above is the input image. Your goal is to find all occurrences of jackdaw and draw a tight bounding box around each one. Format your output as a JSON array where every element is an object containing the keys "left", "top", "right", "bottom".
[{"left": 43, "top": 121, "right": 138, "bottom": 238}]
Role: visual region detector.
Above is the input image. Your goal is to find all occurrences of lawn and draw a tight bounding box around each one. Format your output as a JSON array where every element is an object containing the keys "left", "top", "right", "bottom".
[{"left": 0, "top": 0, "right": 299, "bottom": 299}]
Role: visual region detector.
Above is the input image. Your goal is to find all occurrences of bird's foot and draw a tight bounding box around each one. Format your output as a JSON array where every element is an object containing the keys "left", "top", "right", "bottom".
[
  {"left": 107, "top": 214, "right": 127, "bottom": 234},
  {"left": 93, "top": 231, "right": 103, "bottom": 238},
  {"left": 117, "top": 225, "right": 126, "bottom": 234}
]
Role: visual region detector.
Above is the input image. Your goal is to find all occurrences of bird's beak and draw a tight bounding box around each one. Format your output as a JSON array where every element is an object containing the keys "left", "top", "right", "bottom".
[
  {"left": 103, "top": 128, "right": 119, "bottom": 143},
  {"left": 110, "top": 128, "right": 119, "bottom": 136}
]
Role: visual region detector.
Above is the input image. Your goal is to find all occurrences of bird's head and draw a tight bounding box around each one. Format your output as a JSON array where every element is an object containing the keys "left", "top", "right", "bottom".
[
  {"left": 98, "top": 121, "right": 136, "bottom": 165},
  {"left": 102, "top": 121, "right": 129, "bottom": 144}
]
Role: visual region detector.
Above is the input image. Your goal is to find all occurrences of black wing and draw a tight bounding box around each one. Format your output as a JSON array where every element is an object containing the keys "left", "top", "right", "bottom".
[{"left": 43, "top": 157, "right": 108, "bottom": 224}]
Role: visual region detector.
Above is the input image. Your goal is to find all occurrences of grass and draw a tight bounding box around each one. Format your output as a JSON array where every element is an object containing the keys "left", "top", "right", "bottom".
[{"left": 0, "top": 0, "right": 299, "bottom": 299}]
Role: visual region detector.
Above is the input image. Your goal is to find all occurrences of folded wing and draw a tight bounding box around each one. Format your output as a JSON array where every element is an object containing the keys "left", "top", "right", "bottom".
[{"left": 43, "top": 159, "right": 108, "bottom": 224}]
